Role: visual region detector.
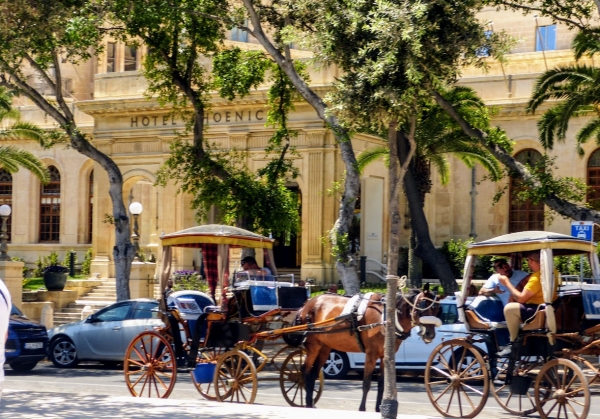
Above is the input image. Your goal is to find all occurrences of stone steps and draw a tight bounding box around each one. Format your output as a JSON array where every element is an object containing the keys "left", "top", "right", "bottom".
[{"left": 52, "top": 279, "right": 117, "bottom": 326}]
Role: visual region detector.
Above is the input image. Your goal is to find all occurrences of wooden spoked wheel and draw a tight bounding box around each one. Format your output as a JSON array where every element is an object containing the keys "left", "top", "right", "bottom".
[
  {"left": 424, "top": 339, "right": 489, "bottom": 418},
  {"left": 214, "top": 350, "right": 258, "bottom": 403},
  {"left": 534, "top": 358, "right": 590, "bottom": 419},
  {"left": 124, "top": 331, "right": 177, "bottom": 398},
  {"left": 279, "top": 349, "right": 324, "bottom": 407},
  {"left": 491, "top": 355, "right": 544, "bottom": 416},
  {"left": 191, "top": 347, "right": 226, "bottom": 401}
]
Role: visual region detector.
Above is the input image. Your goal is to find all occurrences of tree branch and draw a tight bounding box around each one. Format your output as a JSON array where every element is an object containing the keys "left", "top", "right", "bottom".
[{"left": 431, "top": 88, "right": 600, "bottom": 223}]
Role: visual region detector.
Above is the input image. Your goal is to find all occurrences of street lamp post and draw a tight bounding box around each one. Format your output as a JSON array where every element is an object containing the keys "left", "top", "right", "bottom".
[
  {"left": 0, "top": 205, "right": 11, "bottom": 261},
  {"left": 129, "top": 202, "right": 143, "bottom": 261}
]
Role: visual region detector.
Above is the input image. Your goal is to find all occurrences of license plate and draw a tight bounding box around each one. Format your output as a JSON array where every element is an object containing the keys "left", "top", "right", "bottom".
[{"left": 25, "top": 342, "right": 43, "bottom": 349}]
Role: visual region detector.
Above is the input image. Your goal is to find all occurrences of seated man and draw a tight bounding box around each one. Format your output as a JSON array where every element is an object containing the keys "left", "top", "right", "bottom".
[
  {"left": 497, "top": 251, "right": 558, "bottom": 356},
  {"left": 480, "top": 259, "right": 529, "bottom": 306},
  {"left": 240, "top": 256, "right": 273, "bottom": 280}
]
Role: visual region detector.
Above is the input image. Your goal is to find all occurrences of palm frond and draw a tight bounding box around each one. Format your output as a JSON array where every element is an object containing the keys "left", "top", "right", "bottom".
[
  {"left": 527, "top": 65, "right": 600, "bottom": 113},
  {"left": 0, "top": 122, "right": 48, "bottom": 143},
  {"left": 0, "top": 146, "right": 49, "bottom": 183},
  {"left": 573, "top": 30, "right": 600, "bottom": 61},
  {"left": 577, "top": 118, "right": 600, "bottom": 155},
  {"left": 356, "top": 145, "right": 389, "bottom": 173}
]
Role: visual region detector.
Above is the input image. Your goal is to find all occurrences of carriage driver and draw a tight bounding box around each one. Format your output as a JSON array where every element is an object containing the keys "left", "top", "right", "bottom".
[{"left": 497, "top": 251, "right": 559, "bottom": 357}]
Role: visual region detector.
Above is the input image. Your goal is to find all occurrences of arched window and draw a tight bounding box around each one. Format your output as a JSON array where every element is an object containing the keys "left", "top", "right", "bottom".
[
  {"left": 508, "top": 149, "right": 544, "bottom": 233},
  {"left": 39, "top": 166, "right": 61, "bottom": 243},
  {"left": 0, "top": 169, "right": 13, "bottom": 242},
  {"left": 88, "top": 170, "right": 94, "bottom": 243}
]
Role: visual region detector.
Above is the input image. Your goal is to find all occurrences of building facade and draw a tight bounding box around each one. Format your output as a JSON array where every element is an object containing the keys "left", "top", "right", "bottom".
[{"left": 6, "top": 9, "right": 595, "bottom": 283}]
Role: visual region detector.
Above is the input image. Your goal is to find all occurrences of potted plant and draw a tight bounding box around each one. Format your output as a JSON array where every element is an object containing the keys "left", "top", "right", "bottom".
[{"left": 43, "top": 265, "right": 69, "bottom": 291}]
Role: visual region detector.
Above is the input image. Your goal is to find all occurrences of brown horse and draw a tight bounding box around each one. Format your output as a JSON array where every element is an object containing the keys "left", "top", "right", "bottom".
[{"left": 289, "top": 286, "right": 440, "bottom": 411}]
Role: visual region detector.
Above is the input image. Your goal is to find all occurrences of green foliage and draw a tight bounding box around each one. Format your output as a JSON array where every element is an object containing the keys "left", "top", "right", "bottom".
[
  {"left": 213, "top": 49, "right": 270, "bottom": 101},
  {"left": 440, "top": 239, "right": 471, "bottom": 278},
  {"left": 33, "top": 251, "right": 62, "bottom": 277},
  {"left": 11, "top": 256, "right": 28, "bottom": 277},
  {"left": 439, "top": 238, "right": 493, "bottom": 279},
  {"left": 62, "top": 249, "right": 77, "bottom": 269},
  {"left": 81, "top": 248, "right": 92, "bottom": 276},
  {"left": 172, "top": 270, "right": 208, "bottom": 293}
]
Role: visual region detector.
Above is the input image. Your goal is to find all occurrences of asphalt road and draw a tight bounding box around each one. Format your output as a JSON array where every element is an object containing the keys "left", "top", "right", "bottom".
[{"left": 3, "top": 361, "right": 600, "bottom": 418}]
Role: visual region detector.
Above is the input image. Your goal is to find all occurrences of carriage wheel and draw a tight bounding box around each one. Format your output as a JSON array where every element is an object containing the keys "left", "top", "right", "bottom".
[
  {"left": 424, "top": 339, "right": 489, "bottom": 418},
  {"left": 491, "top": 355, "right": 545, "bottom": 416},
  {"left": 214, "top": 349, "right": 258, "bottom": 404},
  {"left": 279, "top": 349, "right": 324, "bottom": 407},
  {"left": 124, "top": 331, "right": 177, "bottom": 398},
  {"left": 191, "top": 347, "right": 226, "bottom": 401},
  {"left": 534, "top": 358, "right": 590, "bottom": 419}
]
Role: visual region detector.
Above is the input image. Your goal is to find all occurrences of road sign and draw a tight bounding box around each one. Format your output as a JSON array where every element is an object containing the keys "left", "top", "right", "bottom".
[{"left": 571, "top": 221, "right": 593, "bottom": 241}]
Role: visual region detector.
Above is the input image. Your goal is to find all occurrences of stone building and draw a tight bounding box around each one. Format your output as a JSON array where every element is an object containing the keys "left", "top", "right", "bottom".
[{"left": 5, "top": 8, "right": 595, "bottom": 289}]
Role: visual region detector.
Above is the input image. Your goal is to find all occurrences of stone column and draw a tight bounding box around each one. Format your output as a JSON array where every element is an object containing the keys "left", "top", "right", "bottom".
[
  {"left": 0, "top": 260, "right": 24, "bottom": 307},
  {"left": 302, "top": 131, "right": 329, "bottom": 284}
]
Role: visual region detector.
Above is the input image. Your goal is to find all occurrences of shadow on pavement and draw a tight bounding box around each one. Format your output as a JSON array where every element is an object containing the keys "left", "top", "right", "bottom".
[{"left": 0, "top": 390, "right": 387, "bottom": 419}]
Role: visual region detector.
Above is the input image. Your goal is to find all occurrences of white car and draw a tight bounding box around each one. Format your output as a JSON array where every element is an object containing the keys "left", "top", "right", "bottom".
[{"left": 322, "top": 297, "right": 480, "bottom": 379}]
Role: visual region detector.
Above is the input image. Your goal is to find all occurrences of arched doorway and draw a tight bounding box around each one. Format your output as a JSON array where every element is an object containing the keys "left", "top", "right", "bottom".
[
  {"left": 272, "top": 186, "right": 301, "bottom": 269},
  {"left": 508, "top": 149, "right": 544, "bottom": 233}
]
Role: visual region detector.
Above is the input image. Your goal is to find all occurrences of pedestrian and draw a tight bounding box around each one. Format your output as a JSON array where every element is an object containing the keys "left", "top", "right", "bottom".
[{"left": 0, "top": 278, "right": 12, "bottom": 401}]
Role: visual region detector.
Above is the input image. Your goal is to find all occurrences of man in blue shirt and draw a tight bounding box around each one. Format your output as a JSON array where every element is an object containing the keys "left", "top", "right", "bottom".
[{"left": 479, "top": 259, "right": 529, "bottom": 306}]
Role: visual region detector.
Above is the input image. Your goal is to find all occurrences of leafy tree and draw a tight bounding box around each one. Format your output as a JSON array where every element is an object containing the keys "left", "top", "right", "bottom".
[
  {"left": 104, "top": 0, "right": 300, "bottom": 238},
  {"left": 0, "top": 0, "right": 135, "bottom": 301},
  {"left": 357, "top": 86, "right": 503, "bottom": 288}
]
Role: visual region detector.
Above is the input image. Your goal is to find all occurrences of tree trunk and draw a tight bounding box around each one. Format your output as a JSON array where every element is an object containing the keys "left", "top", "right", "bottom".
[
  {"left": 398, "top": 132, "right": 458, "bottom": 293},
  {"left": 407, "top": 229, "right": 423, "bottom": 288},
  {"left": 382, "top": 124, "right": 417, "bottom": 418},
  {"left": 0, "top": 62, "right": 134, "bottom": 302},
  {"left": 381, "top": 123, "right": 402, "bottom": 418}
]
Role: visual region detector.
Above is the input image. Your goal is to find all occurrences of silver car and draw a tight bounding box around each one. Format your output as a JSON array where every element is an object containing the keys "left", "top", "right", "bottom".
[{"left": 47, "top": 299, "right": 163, "bottom": 368}]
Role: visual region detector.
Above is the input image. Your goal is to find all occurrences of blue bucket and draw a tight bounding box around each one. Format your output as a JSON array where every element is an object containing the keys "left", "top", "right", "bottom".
[{"left": 192, "top": 363, "right": 216, "bottom": 383}]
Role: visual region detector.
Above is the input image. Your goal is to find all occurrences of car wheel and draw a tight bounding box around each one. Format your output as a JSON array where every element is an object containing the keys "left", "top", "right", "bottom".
[
  {"left": 9, "top": 362, "right": 37, "bottom": 372},
  {"left": 49, "top": 337, "right": 79, "bottom": 368},
  {"left": 322, "top": 350, "right": 350, "bottom": 380}
]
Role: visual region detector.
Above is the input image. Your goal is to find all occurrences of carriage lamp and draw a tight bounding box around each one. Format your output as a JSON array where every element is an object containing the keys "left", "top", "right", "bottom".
[
  {"left": 0, "top": 204, "right": 11, "bottom": 261},
  {"left": 129, "top": 202, "right": 143, "bottom": 261}
]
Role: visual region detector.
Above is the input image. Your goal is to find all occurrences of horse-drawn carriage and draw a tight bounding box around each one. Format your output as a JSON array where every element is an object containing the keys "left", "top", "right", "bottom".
[
  {"left": 424, "top": 231, "right": 600, "bottom": 419},
  {"left": 122, "top": 224, "right": 441, "bottom": 411}
]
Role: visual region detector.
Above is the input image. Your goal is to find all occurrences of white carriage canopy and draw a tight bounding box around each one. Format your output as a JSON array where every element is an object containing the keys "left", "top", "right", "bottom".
[
  {"left": 458, "top": 231, "right": 600, "bottom": 335},
  {"left": 159, "top": 224, "right": 276, "bottom": 309}
]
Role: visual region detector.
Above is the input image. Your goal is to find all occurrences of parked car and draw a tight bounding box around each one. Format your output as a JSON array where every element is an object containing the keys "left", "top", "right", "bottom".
[
  {"left": 47, "top": 298, "right": 163, "bottom": 368},
  {"left": 6, "top": 304, "right": 49, "bottom": 372},
  {"left": 322, "top": 297, "right": 481, "bottom": 379}
]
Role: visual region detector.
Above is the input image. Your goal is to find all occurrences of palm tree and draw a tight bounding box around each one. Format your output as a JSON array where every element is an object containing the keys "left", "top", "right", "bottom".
[
  {"left": 527, "top": 31, "right": 600, "bottom": 156},
  {"left": 0, "top": 88, "right": 49, "bottom": 183},
  {"left": 357, "top": 86, "right": 501, "bottom": 288}
]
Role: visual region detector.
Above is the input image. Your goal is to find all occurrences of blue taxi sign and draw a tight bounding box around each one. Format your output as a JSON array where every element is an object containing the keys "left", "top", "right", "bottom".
[{"left": 571, "top": 221, "right": 593, "bottom": 241}]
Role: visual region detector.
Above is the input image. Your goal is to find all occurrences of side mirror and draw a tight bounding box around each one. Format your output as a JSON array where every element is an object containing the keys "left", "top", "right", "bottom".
[{"left": 85, "top": 316, "right": 100, "bottom": 323}]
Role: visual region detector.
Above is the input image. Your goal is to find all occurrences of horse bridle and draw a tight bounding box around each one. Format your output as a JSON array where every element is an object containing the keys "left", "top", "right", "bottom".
[{"left": 387, "top": 275, "right": 441, "bottom": 339}]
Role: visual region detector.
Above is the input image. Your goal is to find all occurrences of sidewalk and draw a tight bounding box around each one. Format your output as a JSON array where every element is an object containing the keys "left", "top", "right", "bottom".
[{"left": 0, "top": 390, "right": 439, "bottom": 419}]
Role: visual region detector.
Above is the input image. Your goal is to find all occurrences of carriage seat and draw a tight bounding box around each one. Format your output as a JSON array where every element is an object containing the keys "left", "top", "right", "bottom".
[
  {"left": 521, "top": 304, "right": 546, "bottom": 332},
  {"left": 464, "top": 296, "right": 507, "bottom": 330}
]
